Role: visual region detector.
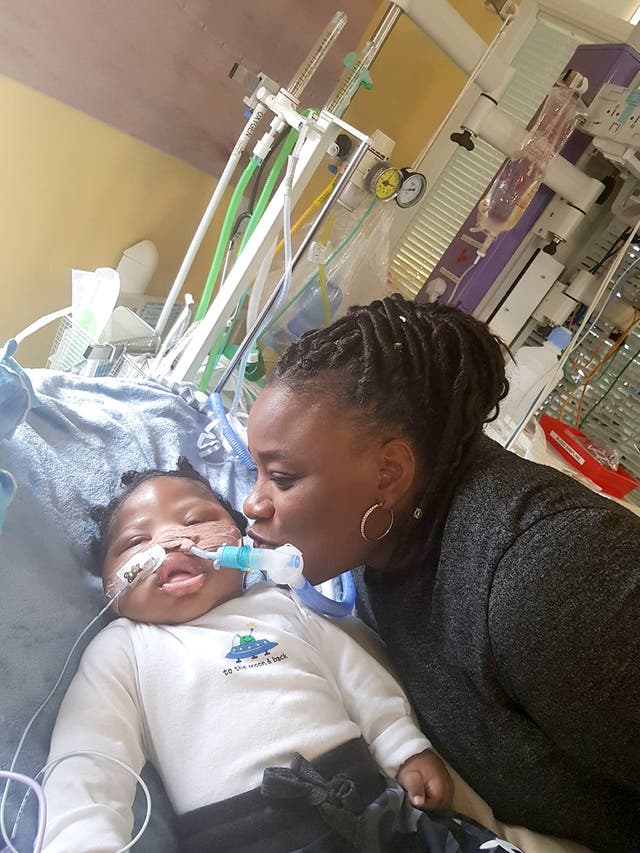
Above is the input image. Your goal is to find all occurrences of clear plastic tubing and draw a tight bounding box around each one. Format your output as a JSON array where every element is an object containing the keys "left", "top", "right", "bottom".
[
  {"left": 191, "top": 543, "right": 305, "bottom": 588},
  {"left": 288, "top": 11, "right": 348, "bottom": 100},
  {"left": 192, "top": 543, "right": 356, "bottom": 617}
]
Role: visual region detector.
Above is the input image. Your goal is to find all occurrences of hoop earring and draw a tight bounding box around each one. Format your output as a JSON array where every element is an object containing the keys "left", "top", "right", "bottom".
[{"left": 360, "top": 501, "right": 394, "bottom": 542}]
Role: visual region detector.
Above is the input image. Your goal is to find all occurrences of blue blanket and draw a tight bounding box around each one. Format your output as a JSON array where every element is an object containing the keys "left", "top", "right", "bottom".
[{"left": 0, "top": 368, "right": 254, "bottom": 850}]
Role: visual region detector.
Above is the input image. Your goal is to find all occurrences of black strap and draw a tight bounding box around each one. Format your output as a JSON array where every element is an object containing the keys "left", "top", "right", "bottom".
[
  {"left": 262, "top": 752, "right": 364, "bottom": 843},
  {"left": 176, "top": 737, "right": 385, "bottom": 853},
  {"left": 262, "top": 751, "right": 423, "bottom": 853},
  {"left": 262, "top": 753, "right": 361, "bottom": 809}
]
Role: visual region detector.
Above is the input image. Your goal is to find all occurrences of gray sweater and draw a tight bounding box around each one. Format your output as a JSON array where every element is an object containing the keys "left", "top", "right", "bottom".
[{"left": 355, "top": 436, "right": 640, "bottom": 852}]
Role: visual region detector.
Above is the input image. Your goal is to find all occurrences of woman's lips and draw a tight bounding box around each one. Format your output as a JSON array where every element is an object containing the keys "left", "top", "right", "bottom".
[{"left": 247, "top": 531, "right": 280, "bottom": 549}]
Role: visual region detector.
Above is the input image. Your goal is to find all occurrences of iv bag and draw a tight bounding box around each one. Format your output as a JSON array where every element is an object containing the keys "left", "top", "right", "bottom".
[{"left": 476, "top": 79, "right": 583, "bottom": 252}]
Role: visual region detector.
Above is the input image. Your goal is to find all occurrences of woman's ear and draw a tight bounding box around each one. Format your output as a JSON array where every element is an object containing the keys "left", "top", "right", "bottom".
[{"left": 376, "top": 438, "right": 417, "bottom": 510}]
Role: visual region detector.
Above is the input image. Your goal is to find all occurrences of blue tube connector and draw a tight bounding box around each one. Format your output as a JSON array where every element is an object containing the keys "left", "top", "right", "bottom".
[
  {"left": 190, "top": 543, "right": 304, "bottom": 587},
  {"left": 191, "top": 543, "right": 355, "bottom": 617}
]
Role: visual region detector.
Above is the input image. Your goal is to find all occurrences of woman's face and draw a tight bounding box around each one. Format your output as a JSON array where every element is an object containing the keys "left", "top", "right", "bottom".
[{"left": 244, "top": 383, "right": 388, "bottom": 584}]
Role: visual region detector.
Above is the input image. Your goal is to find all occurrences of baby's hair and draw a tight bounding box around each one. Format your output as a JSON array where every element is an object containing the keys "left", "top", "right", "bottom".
[
  {"left": 271, "top": 293, "right": 509, "bottom": 564},
  {"left": 88, "top": 456, "right": 247, "bottom": 576}
]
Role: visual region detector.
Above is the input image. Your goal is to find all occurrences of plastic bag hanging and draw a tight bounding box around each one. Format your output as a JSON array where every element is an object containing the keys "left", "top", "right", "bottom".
[
  {"left": 474, "top": 72, "right": 587, "bottom": 255},
  {"left": 261, "top": 198, "right": 394, "bottom": 358}
]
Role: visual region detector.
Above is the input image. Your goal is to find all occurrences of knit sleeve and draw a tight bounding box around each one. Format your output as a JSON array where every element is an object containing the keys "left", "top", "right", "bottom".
[
  {"left": 43, "top": 622, "right": 146, "bottom": 853},
  {"left": 489, "top": 505, "right": 640, "bottom": 792}
]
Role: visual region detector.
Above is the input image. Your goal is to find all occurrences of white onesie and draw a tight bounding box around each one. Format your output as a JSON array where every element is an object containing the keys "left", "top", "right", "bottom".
[{"left": 43, "top": 584, "right": 430, "bottom": 852}]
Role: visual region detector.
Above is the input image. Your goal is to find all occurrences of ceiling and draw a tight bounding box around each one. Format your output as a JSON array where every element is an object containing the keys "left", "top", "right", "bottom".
[{"left": 0, "top": 0, "right": 379, "bottom": 175}]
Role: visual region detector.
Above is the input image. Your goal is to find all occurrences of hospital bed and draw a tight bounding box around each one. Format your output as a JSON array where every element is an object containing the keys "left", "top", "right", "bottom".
[
  {"left": 0, "top": 366, "right": 589, "bottom": 852},
  {"left": 4, "top": 0, "right": 638, "bottom": 846}
]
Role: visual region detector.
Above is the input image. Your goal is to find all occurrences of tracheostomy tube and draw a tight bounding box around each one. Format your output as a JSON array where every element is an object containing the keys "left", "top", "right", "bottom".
[
  {"left": 190, "top": 543, "right": 305, "bottom": 588},
  {"left": 192, "top": 543, "right": 354, "bottom": 617}
]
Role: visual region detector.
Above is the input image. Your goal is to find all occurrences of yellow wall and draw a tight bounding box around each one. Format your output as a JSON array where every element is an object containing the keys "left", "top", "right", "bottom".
[
  {"left": 297, "top": 0, "right": 500, "bottom": 211},
  {"left": 0, "top": 75, "right": 226, "bottom": 367},
  {"left": 346, "top": 0, "right": 501, "bottom": 165},
  {"left": 2, "top": 1, "right": 500, "bottom": 366}
]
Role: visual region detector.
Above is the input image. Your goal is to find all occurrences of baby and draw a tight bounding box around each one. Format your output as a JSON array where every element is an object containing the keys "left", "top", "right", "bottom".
[{"left": 42, "top": 458, "right": 453, "bottom": 853}]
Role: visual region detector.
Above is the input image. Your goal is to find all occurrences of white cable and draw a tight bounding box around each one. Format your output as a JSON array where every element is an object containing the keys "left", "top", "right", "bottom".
[
  {"left": 146, "top": 295, "right": 194, "bottom": 376},
  {"left": 280, "top": 159, "right": 296, "bottom": 310},
  {"left": 155, "top": 104, "right": 268, "bottom": 336},
  {"left": 570, "top": 254, "right": 640, "bottom": 355},
  {"left": 505, "top": 219, "right": 640, "bottom": 449},
  {"left": 37, "top": 751, "right": 152, "bottom": 853},
  {"left": 14, "top": 308, "right": 72, "bottom": 345},
  {"left": 0, "top": 772, "right": 46, "bottom": 853},
  {"left": 0, "top": 589, "right": 127, "bottom": 847},
  {"left": 246, "top": 240, "right": 277, "bottom": 333},
  {"left": 147, "top": 320, "right": 203, "bottom": 381}
]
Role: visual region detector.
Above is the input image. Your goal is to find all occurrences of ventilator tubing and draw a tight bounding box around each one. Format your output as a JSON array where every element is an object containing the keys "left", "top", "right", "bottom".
[{"left": 194, "top": 542, "right": 356, "bottom": 617}]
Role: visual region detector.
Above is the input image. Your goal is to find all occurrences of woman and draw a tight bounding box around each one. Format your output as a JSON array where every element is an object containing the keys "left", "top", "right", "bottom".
[{"left": 244, "top": 294, "right": 640, "bottom": 853}]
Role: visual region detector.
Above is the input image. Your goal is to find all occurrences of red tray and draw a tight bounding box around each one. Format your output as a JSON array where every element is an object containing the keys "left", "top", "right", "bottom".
[{"left": 540, "top": 414, "right": 640, "bottom": 499}]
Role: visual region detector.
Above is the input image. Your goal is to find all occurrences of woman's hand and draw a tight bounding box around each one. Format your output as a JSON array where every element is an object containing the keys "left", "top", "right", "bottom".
[{"left": 397, "top": 748, "right": 454, "bottom": 812}]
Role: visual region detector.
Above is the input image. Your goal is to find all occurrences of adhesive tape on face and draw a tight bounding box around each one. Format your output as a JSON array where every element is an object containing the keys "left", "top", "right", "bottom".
[{"left": 115, "top": 545, "right": 166, "bottom": 587}]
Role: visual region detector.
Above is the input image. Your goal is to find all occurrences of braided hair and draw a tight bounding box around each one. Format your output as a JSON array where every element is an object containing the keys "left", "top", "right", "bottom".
[
  {"left": 88, "top": 456, "right": 247, "bottom": 576},
  {"left": 271, "top": 294, "right": 508, "bottom": 562}
]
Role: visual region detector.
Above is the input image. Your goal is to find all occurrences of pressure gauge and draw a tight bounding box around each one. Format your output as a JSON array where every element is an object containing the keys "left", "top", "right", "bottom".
[
  {"left": 367, "top": 165, "right": 403, "bottom": 201},
  {"left": 396, "top": 171, "right": 427, "bottom": 209}
]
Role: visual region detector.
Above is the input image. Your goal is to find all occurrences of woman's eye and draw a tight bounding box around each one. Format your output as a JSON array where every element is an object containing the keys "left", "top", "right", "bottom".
[
  {"left": 270, "top": 473, "right": 297, "bottom": 490},
  {"left": 185, "top": 518, "right": 204, "bottom": 526}
]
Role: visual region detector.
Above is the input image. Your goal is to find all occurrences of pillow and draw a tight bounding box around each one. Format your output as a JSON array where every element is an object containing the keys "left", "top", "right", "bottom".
[{"left": 0, "top": 368, "right": 255, "bottom": 850}]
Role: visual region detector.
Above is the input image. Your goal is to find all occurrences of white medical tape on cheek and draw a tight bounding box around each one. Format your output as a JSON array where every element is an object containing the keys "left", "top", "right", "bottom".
[
  {"left": 105, "top": 544, "right": 167, "bottom": 604},
  {"left": 104, "top": 578, "right": 123, "bottom": 605}
]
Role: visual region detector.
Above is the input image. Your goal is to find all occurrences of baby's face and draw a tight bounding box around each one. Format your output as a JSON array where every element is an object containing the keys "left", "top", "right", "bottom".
[{"left": 103, "top": 476, "right": 244, "bottom": 624}]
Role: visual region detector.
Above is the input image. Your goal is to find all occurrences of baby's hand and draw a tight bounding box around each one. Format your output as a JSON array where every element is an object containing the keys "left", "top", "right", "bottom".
[{"left": 396, "top": 748, "right": 454, "bottom": 812}]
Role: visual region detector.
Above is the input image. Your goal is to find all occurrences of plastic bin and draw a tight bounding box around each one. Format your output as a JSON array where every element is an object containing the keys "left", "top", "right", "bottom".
[{"left": 540, "top": 414, "right": 640, "bottom": 499}]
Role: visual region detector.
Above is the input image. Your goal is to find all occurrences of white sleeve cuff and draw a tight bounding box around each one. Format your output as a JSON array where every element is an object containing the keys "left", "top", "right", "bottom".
[{"left": 368, "top": 715, "right": 431, "bottom": 778}]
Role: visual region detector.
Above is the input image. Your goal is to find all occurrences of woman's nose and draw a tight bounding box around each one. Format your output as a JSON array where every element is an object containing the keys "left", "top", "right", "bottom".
[{"left": 243, "top": 483, "right": 273, "bottom": 520}]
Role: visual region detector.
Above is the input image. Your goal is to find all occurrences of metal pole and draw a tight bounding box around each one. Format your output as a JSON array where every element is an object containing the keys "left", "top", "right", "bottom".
[
  {"left": 368, "top": 3, "right": 402, "bottom": 56},
  {"left": 214, "top": 134, "right": 371, "bottom": 392}
]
